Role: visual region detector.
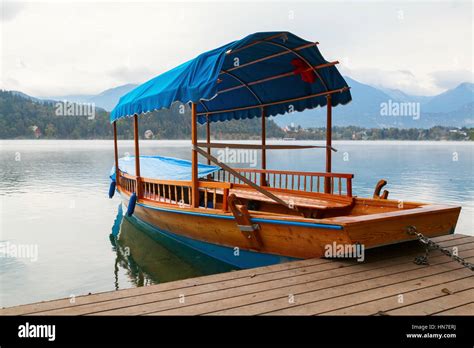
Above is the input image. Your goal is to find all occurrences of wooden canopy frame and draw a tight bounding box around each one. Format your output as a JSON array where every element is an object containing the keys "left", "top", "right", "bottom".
[{"left": 112, "top": 34, "right": 343, "bottom": 209}]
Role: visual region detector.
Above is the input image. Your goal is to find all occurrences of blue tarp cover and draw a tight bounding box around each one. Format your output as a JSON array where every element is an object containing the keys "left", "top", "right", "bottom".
[
  {"left": 110, "top": 155, "right": 220, "bottom": 181},
  {"left": 111, "top": 31, "right": 351, "bottom": 125}
]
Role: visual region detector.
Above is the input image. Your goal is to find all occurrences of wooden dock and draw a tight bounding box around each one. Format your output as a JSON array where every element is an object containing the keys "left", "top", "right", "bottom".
[{"left": 1, "top": 234, "right": 473, "bottom": 316}]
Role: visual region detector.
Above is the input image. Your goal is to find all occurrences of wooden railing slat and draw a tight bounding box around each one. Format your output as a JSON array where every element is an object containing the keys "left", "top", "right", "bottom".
[{"left": 117, "top": 165, "right": 354, "bottom": 212}]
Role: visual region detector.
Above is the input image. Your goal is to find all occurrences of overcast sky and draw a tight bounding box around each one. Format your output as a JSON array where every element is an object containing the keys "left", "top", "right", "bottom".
[{"left": 1, "top": 0, "right": 472, "bottom": 97}]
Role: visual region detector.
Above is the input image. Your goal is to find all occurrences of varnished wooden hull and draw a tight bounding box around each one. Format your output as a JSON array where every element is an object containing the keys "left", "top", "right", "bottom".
[
  {"left": 340, "top": 203, "right": 461, "bottom": 248},
  {"left": 118, "top": 188, "right": 461, "bottom": 267}
]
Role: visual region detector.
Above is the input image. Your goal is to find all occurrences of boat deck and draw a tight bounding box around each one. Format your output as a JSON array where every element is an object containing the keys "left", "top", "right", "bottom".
[
  {"left": 228, "top": 186, "right": 353, "bottom": 210},
  {"left": 1, "top": 234, "right": 473, "bottom": 316}
]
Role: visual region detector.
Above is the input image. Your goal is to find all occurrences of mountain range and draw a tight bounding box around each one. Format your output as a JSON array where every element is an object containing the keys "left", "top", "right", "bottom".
[
  {"left": 13, "top": 76, "right": 474, "bottom": 129},
  {"left": 47, "top": 84, "right": 138, "bottom": 112},
  {"left": 276, "top": 77, "right": 473, "bottom": 129}
]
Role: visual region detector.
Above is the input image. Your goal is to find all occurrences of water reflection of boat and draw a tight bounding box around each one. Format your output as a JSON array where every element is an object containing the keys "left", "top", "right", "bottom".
[{"left": 109, "top": 205, "right": 235, "bottom": 289}]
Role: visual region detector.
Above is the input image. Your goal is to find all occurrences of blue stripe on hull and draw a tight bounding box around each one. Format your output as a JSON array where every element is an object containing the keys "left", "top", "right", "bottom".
[
  {"left": 127, "top": 211, "right": 299, "bottom": 269},
  {"left": 136, "top": 201, "right": 343, "bottom": 230}
]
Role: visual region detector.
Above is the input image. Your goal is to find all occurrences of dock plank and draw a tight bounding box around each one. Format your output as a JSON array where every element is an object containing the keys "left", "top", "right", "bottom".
[
  {"left": 0, "top": 253, "right": 334, "bottom": 315},
  {"left": 4, "top": 235, "right": 465, "bottom": 316},
  {"left": 321, "top": 276, "right": 474, "bottom": 315},
  {"left": 32, "top": 243, "right": 474, "bottom": 315},
  {"left": 434, "top": 302, "right": 474, "bottom": 315},
  {"left": 385, "top": 288, "right": 474, "bottom": 315},
  {"left": 151, "top": 248, "right": 474, "bottom": 316},
  {"left": 1, "top": 234, "right": 472, "bottom": 316},
  {"left": 206, "top": 255, "right": 474, "bottom": 316}
]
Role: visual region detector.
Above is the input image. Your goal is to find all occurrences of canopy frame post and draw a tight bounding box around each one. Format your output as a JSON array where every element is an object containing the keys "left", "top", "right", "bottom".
[
  {"left": 260, "top": 107, "right": 267, "bottom": 186},
  {"left": 191, "top": 103, "right": 199, "bottom": 207},
  {"left": 113, "top": 121, "right": 120, "bottom": 188},
  {"left": 206, "top": 115, "right": 211, "bottom": 165},
  {"left": 133, "top": 114, "right": 141, "bottom": 198},
  {"left": 324, "top": 95, "right": 332, "bottom": 194}
]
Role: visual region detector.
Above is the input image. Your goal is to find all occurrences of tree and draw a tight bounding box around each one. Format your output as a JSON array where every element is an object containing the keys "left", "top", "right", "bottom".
[{"left": 44, "top": 124, "right": 56, "bottom": 138}]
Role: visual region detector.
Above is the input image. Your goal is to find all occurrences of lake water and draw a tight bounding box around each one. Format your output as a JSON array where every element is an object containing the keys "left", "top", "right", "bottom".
[{"left": 0, "top": 140, "right": 472, "bottom": 307}]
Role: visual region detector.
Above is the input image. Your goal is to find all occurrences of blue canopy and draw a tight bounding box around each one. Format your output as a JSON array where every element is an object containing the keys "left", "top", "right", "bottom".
[
  {"left": 111, "top": 31, "right": 351, "bottom": 124},
  {"left": 110, "top": 155, "right": 220, "bottom": 181}
]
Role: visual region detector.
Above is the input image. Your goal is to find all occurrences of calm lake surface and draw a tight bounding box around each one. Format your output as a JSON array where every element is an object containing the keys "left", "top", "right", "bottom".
[{"left": 0, "top": 140, "right": 473, "bottom": 307}]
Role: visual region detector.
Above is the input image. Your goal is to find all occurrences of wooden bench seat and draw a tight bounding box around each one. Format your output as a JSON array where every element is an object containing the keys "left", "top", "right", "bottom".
[{"left": 229, "top": 186, "right": 353, "bottom": 211}]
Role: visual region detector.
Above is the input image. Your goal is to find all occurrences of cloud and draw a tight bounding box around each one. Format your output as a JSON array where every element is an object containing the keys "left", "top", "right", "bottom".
[
  {"left": 1, "top": 1, "right": 472, "bottom": 97},
  {"left": 430, "top": 70, "right": 474, "bottom": 90},
  {"left": 340, "top": 66, "right": 433, "bottom": 95},
  {"left": 340, "top": 65, "right": 474, "bottom": 96},
  {"left": 1, "top": 77, "right": 20, "bottom": 90},
  {"left": 107, "top": 66, "right": 155, "bottom": 85},
  {"left": 1, "top": 1, "right": 25, "bottom": 22}
]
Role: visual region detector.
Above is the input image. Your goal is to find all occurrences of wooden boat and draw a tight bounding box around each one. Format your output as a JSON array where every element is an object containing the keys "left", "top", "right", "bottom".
[{"left": 109, "top": 32, "right": 461, "bottom": 268}]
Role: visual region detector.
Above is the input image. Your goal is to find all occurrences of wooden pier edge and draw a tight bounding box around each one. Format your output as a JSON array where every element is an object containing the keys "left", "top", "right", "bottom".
[{"left": 1, "top": 234, "right": 473, "bottom": 316}]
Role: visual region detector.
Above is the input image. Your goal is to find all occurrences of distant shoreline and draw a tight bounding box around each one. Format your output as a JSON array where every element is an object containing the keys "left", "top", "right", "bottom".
[{"left": 0, "top": 138, "right": 472, "bottom": 142}]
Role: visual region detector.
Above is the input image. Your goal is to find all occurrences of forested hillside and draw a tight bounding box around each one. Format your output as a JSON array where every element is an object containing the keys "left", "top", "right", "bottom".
[
  {"left": 1, "top": 91, "right": 472, "bottom": 141},
  {"left": 0, "top": 91, "right": 285, "bottom": 139}
]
